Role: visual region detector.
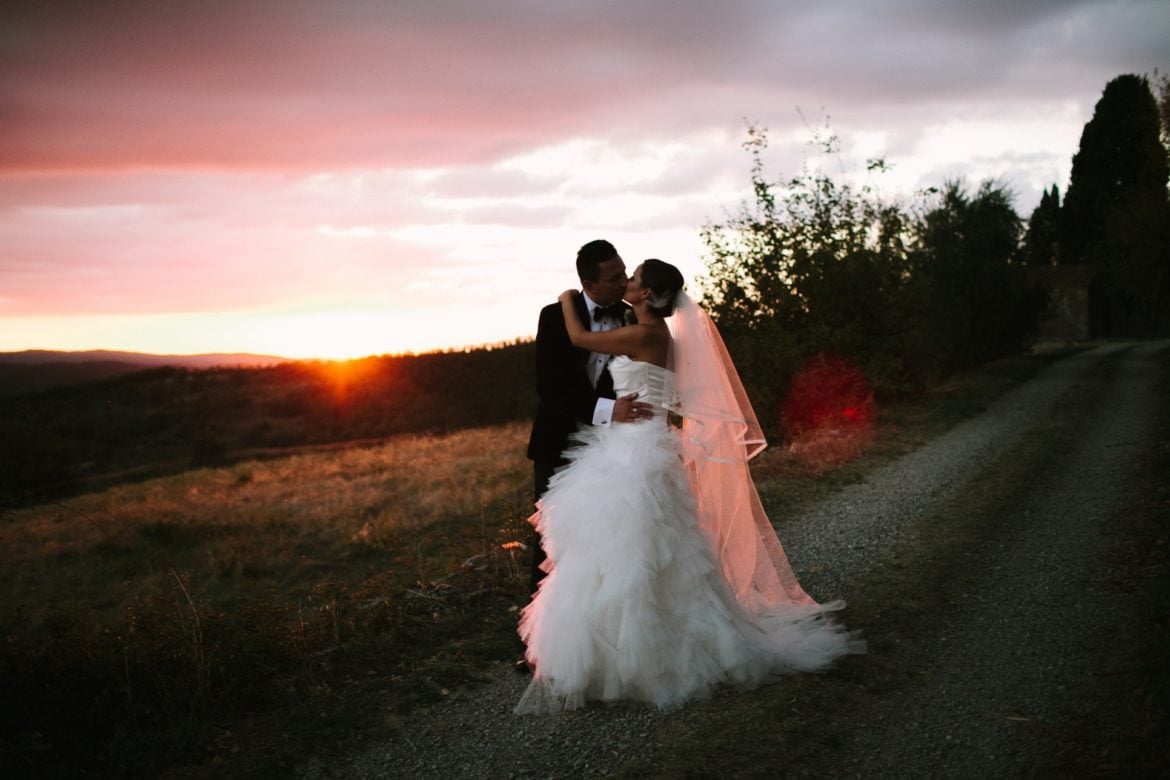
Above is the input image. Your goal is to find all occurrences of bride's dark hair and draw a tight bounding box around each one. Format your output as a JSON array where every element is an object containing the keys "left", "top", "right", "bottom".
[{"left": 640, "top": 259, "right": 685, "bottom": 318}]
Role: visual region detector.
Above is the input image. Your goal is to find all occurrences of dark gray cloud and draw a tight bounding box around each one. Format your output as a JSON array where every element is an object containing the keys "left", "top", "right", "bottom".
[{"left": 2, "top": 0, "right": 1164, "bottom": 171}]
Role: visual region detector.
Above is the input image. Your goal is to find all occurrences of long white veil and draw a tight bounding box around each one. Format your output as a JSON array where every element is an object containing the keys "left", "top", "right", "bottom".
[{"left": 665, "top": 292, "right": 816, "bottom": 613}]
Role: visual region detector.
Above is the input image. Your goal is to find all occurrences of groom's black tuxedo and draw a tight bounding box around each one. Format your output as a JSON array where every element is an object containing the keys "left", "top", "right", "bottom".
[
  {"left": 526, "top": 293, "right": 619, "bottom": 466},
  {"left": 524, "top": 292, "right": 628, "bottom": 601}
]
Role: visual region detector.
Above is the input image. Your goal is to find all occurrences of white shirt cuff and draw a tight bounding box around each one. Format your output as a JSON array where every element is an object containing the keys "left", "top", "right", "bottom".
[{"left": 592, "top": 397, "right": 616, "bottom": 426}]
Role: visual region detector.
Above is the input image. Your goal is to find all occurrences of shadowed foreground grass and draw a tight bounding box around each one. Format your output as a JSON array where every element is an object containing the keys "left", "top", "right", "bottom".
[
  {"left": 1, "top": 423, "right": 535, "bottom": 777},
  {"left": 0, "top": 349, "right": 1085, "bottom": 777}
]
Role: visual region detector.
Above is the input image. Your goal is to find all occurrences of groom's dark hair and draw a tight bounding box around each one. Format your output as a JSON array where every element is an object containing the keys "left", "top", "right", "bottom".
[{"left": 576, "top": 239, "right": 618, "bottom": 283}]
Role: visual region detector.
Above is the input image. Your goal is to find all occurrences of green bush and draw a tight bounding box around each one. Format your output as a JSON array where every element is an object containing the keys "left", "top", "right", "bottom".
[{"left": 699, "top": 125, "right": 1045, "bottom": 425}]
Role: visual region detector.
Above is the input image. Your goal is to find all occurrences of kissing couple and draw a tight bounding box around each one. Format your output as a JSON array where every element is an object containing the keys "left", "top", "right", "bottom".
[{"left": 518, "top": 239, "right": 863, "bottom": 714}]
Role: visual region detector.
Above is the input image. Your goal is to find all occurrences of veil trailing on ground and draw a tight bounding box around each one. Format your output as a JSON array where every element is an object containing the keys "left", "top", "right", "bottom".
[{"left": 665, "top": 292, "right": 816, "bottom": 613}]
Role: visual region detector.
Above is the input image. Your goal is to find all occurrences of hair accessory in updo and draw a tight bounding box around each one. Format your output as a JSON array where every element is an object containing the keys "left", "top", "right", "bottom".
[{"left": 647, "top": 289, "right": 678, "bottom": 310}]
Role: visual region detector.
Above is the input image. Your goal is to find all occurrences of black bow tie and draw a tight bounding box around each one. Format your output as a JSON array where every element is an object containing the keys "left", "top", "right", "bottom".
[{"left": 594, "top": 303, "right": 625, "bottom": 322}]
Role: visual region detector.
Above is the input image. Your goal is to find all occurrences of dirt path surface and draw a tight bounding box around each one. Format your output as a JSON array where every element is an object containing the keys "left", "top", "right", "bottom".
[{"left": 300, "top": 341, "right": 1168, "bottom": 779}]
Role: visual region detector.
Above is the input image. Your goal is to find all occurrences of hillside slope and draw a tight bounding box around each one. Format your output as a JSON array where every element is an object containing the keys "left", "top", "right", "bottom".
[
  {"left": 0, "top": 342, "right": 536, "bottom": 503},
  {"left": 0, "top": 350, "right": 296, "bottom": 399}
]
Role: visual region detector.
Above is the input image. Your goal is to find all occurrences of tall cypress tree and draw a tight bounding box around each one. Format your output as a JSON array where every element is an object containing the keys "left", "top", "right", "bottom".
[
  {"left": 1060, "top": 74, "right": 1170, "bottom": 335},
  {"left": 1023, "top": 185, "right": 1060, "bottom": 266}
]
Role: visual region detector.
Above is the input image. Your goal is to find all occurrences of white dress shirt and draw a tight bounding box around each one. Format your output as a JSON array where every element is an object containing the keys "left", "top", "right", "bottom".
[{"left": 581, "top": 292, "right": 620, "bottom": 426}]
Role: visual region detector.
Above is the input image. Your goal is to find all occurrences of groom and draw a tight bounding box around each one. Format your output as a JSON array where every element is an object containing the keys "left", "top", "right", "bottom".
[{"left": 519, "top": 239, "right": 652, "bottom": 670}]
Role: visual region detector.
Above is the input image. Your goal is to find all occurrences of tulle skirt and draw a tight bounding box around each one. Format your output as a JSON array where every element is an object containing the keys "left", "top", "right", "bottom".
[{"left": 516, "top": 418, "right": 861, "bottom": 714}]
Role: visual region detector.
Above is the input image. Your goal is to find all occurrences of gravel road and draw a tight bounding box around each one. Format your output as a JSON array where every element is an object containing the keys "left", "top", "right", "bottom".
[{"left": 300, "top": 340, "right": 1168, "bottom": 779}]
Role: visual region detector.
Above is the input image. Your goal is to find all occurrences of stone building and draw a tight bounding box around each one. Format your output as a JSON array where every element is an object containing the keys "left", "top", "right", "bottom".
[{"left": 1032, "top": 265, "right": 1095, "bottom": 341}]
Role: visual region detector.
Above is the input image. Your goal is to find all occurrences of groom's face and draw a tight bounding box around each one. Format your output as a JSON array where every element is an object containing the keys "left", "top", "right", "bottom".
[{"left": 584, "top": 256, "right": 628, "bottom": 306}]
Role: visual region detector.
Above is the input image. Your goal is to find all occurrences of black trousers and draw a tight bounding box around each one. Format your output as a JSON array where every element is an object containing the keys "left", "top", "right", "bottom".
[{"left": 529, "top": 460, "right": 558, "bottom": 595}]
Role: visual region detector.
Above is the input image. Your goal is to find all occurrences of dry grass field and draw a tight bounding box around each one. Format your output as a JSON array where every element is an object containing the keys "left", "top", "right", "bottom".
[{"left": 2, "top": 423, "right": 535, "bottom": 776}]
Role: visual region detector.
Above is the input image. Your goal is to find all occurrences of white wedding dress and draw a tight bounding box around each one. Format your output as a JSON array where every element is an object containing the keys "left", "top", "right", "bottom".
[{"left": 516, "top": 356, "right": 860, "bottom": 714}]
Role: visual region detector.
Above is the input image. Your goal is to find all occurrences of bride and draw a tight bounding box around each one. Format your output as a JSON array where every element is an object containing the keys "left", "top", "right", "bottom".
[{"left": 516, "top": 259, "right": 862, "bottom": 714}]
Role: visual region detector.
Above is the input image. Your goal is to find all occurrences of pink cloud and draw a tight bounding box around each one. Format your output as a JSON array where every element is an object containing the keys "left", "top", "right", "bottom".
[
  {"left": 0, "top": 188, "right": 446, "bottom": 316},
  {"left": 8, "top": 1, "right": 1157, "bottom": 174},
  {"left": 2, "top": 2, "right": 678, "bottom": 172},
  {"left": 1, "top": 0, "right": 1165, "bottom": 353}
]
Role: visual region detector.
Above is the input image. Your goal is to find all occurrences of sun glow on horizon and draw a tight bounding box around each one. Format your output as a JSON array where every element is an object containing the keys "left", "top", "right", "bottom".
[{"left": 0, "top": 306, "right": 537, "bottom": 361}]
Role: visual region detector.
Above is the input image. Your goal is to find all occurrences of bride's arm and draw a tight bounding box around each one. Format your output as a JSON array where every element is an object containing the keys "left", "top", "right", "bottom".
[{"left": 558, "top": 291, "right": 646, "bottom": 357}]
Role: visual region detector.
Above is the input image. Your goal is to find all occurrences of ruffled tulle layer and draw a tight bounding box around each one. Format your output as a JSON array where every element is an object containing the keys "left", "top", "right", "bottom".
[{"left": 516, "top": 419, "right": 862, "bottom": 714}]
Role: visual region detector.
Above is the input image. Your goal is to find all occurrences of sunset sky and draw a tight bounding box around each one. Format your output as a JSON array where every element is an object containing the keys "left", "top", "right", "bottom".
[{"left": 2, "top": 1, "right": 1167, "bottom": 360}]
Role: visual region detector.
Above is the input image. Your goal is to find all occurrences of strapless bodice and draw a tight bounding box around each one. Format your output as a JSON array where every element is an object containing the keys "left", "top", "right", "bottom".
[{"left": 608, "top": 356, "right": 675, "bottom": 409}]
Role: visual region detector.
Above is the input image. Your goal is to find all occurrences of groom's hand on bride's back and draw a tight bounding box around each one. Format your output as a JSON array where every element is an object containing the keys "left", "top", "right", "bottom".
[{"left": 613, "top": 393, "right": 654, "bottom": 423}]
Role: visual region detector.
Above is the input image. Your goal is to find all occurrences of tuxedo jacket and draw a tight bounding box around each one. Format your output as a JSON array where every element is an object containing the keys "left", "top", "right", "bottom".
[{"left": 526, "top": 294, "right": 624, "bottom": 464}]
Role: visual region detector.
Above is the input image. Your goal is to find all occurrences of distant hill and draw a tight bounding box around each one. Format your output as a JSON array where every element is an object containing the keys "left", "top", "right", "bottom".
[
  {"left": 0, "top": 350, "right": 297, "bottom": 399},
  {"left": 0, "top": 341, "right": 537, "bottom": 504}
]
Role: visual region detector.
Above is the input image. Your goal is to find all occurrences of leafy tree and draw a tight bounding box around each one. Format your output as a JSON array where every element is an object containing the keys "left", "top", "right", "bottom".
[
  {"left": 913, "top": 180, "right": 1044, "bottom": 372},
  {"left": 1060, "top": 74, "right": 1170, "bottom": 335},
  {"left": 699, "top": 124, "right": 920, "bottom": 411},
  {"left": 1022, "top": 185, "right": 1060, "bottom": 266},
  {"left": 700, "top": 124, "right": 1053, "bottom": 427}
]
